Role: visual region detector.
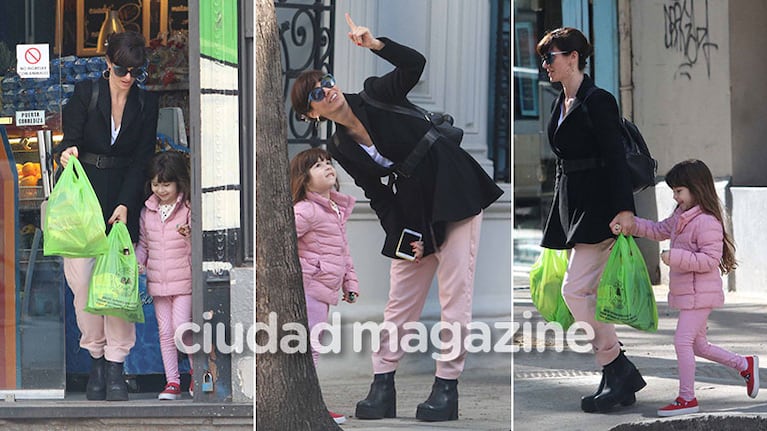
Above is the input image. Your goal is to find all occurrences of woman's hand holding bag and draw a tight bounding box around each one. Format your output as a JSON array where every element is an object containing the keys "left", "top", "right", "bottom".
[
  {"left": 43, "top": 156, "right": 109, "bottom": 257},
  {"left": 595, "top": 234, "right": 658, "bottom": 332}
]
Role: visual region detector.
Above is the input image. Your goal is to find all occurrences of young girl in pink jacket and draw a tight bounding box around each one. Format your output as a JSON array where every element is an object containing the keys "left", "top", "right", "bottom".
[
  {"left": 290, "top": 148, "right": 360, "bottom": 424},
  {"left": 135, "top": 151, "right": 193, "bottom": 401},
  {"left": 623, "top": 159, "right": 757, "bottom": 417}
]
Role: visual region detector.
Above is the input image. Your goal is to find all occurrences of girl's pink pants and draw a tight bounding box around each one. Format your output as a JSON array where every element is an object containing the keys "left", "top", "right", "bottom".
[{"left": 675, "top": 308, "right": 746, "bottom": 400}]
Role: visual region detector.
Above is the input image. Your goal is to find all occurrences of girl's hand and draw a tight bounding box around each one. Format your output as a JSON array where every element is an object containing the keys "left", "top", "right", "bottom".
[
  {"left": 344, "top": 292, "right": 358, "bottom": 304},
  {"left": 412, "top": 240, "right": 424, "bottom": 263},
  {"left": 609, "top": 211, "right": 635, "bottom": 236},
  {"left": 345, "top": 13, "right": 384, "bottom": 50},
  {"left": 108, "top": 205, "right": 128, "bottom": 225},
  {"left": 177, "top": 224, "right": 191, "bottom": 238},
  {"left": 660, "top": 250, "right": 670, "bottom": 266},
  {"left": 60, "top": 146, "right": 78, "bottom": 169}
]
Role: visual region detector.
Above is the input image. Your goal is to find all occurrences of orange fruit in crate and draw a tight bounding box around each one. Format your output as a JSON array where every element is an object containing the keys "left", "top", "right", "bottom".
[
  {"left": 19, "top": 175, "right": 38, "bottom": 187},
  {"left": 21, "top": 162, "right": 38, "bottom": 177},
  {"left": 16, "top": 163, "right": 22, "bottom": 176}
]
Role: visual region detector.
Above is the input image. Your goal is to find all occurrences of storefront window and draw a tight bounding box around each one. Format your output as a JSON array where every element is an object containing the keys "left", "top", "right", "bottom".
[
  {"left": 0, "top": 0, "right": 66, "bottom": 398},
  {"left": 0, "top": 0, "right": 191, "bottom": 399},
  {"left": 513, "top": 1, "right": 565, "bottom": 228}
]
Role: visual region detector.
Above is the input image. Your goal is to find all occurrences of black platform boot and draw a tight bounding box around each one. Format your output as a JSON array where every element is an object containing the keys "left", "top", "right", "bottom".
[
  {"left": 592, "top": 351, "right": 646, "bottom": 412},
  {"left": 415, "top": 377, "right": 459, "bottom": 422},
  {"left": 581, "top": 370, "right": 636, "bottom": 412},
  {"left": 105, "top": 360, "right": 129, "bottom": 401},
  {"left": 355, "top": 371, "right": 396, "bottom": 419},
  {"left": 85, "top": 356, "right": 106, "bottom": 401}
]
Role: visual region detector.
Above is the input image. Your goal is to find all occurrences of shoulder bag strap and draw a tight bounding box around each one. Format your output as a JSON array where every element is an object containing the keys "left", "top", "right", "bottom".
[
  {"left": 359, "top": 91, "right": 430, "bottom": 122},
  {"left": 89, "top": 79, "right": 99, "bottom": 113},
  {"left": 358, "top": 90, "right": 438, "bottom": 178},
  {"left": 53, "top": 81, "right": 99, "bottom": 157},
  {"left": 578, "top": 86, "right": 597, "bottom": 127}
]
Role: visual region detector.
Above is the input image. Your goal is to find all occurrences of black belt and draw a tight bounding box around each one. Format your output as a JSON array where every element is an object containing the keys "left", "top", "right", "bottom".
[
  {"left": 558, "top": 157, "right": 606, "bottom": 174},
  {"left": 79, "top": 152, "right": 132, "bottom": 169}
]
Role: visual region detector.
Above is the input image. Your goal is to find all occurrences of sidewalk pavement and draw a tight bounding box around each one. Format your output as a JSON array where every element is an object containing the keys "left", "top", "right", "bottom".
[
  {"left": 310, "top": 278, "right": 767, "bottom": 431},
  {"left": 317, "top": 328, "right": 513, "bottom": 431},
  {"left": 513, "top": 276, "right": 767, "bottom": 431}
]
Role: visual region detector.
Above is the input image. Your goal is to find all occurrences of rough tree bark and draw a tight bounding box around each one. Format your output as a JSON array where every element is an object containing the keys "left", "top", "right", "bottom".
[{"left": 254, "top": 1, "right": 341, "bottom": 430}]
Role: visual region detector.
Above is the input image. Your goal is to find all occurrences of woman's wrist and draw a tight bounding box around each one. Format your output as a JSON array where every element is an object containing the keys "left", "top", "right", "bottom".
[{"left": 371, "top": 39, "right": 385, "bottom": 51}]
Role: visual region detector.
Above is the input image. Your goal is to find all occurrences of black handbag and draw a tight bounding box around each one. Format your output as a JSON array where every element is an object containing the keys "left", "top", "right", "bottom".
[{"left": 359, "top": 91, "right": 463, "bottom": 178}]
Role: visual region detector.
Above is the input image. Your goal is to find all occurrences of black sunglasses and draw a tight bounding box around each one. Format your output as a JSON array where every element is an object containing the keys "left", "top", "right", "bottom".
[
  {"left": 541, "top": 51, "right": 571, "bottom": 65},
  {"left": 307, "top": 74, "right": 336, "bottom": 105},
  {"left": 112, "top": 64, "right": 147, "bottom": 82}
]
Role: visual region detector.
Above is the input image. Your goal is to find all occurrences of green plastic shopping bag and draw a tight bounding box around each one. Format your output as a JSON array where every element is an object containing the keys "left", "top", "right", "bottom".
[
  {"left": 529, "top": 248, "right": 575, "bottom": 330},
  {"left": 85, "top": 222, "right": 144, "bottom": 323},
  {"left": 43, "top": 157, "right": 109, "bottom": 257},
  {"left": 595, "top": 234, "right": 658, "bottom": 332}
]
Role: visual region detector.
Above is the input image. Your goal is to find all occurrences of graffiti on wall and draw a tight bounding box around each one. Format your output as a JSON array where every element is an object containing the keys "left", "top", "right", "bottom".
[{"left": 663, "top": 0, "right": 719, "bottom": 80}]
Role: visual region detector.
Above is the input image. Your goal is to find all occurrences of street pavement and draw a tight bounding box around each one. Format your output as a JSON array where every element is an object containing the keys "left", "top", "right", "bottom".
[
  {"left": 309, "top": 257, "right": 767, "bottom": 430},
  {"left": 513, "top": 274, "right": 767, "bottom": 431},
  {"left": 317, "top": 323, "right": 513, "bottom": 430}
]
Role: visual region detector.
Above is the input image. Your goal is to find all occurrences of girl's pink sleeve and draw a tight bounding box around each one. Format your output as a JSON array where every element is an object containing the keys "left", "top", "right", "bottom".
[
  {"left": 293, "top": 202, "right": 314, "bottom": 239},
  {"left": 342, "top": 218, "right": 359, "bottom": 294},
  {"left": 631, "top": 214, "right": 675, "bottom": 242},
  {"left": 135, "top": 208, "right": 148, "bottom": 267},
  {"left": 343, "top": 250, "right": 360, "bottom": 295}
]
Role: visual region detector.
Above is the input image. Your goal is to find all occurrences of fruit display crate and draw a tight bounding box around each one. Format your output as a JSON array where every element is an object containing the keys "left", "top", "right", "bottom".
[{"left": 18, "top": 186, "right": 43, "bottom": 210}]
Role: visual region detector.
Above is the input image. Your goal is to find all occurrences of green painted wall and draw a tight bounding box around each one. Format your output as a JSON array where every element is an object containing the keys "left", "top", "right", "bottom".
[{"left": 200, "top": 0, "right": 238, "bottom": 64}]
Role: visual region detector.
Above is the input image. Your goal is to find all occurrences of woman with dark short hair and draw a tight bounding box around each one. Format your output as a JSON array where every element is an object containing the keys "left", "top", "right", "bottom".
[
  {"left": 536, "top": 26, "right": 646, "bottom": 413},
  {"left": 291, "top": 14, "right": 503, "bottom": 422},
  {"left": 58, "top": 30, "right": 159, "bottom": 401}
]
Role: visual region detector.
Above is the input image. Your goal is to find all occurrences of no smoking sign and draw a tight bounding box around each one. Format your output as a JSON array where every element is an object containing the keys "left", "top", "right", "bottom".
[{"left": 16, "top": 44, "right": 50, "bottom": 79}]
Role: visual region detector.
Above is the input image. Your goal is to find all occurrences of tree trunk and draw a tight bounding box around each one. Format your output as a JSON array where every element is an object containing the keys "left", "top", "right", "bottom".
[{"left": 254, "top": 1, "right": 341, "bottom": 430}]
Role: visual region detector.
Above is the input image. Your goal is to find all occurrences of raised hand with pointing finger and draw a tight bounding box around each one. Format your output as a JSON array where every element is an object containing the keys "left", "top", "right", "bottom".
[{"left": 345, "top": 13, "right": 385, "bottom": 50}]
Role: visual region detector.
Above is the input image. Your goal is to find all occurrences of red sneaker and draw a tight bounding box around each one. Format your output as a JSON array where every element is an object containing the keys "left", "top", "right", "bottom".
[
  {"left": 657, "top": 397, "right": 699, "bottom": 417},
  {"left": 329, "top": 410, "right": 346, "bottom": 424},
  {"left": 741, "top": 355, "right": 760, "bottom": 398},
  {"left": 158, "top": 382, "right": 181, "bottom": 400}
]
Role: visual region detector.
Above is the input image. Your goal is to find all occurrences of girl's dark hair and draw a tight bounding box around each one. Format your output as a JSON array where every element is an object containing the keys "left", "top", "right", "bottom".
[
  {"left": 665, "top": 159, "right": 737, "bottom": 274},
  {"left": 106, "top": 31, "right": 147, "bottom": 67},
  {"left": 290, "top": 70, "right": 327, "bottom": 121},
  {"left": 536, "top": 27, "right": 593, "bottom": 71},
  {"left": 146, "top": 151, "right": 191, "bottom": 204},
  {"left": 289, "top": 147, "right": 338, "bottom": 204}
]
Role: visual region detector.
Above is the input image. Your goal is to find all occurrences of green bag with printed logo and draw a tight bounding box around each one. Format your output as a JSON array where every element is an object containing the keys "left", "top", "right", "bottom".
[
  {"left": 85, "top": 222, "right": 144, "bottom": 323},
  {"left": 43, "top": 157, "right": 108, "bottom": 257},
  {"left": 529, "top": 248, "right": 574, "bottom": 330},
  {"left": 595, "top": 234, "right": 658, "bottom": 332}
]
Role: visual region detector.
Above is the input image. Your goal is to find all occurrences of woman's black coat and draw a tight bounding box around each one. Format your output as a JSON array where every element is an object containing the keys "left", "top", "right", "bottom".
[
  {"left": 60, "top": 78, "right": 159, "bottom": 242},
  {"left": 328, "top": 38, "right": 503, "bottom": 258},
  {"left": 541, "top": 75, "right": 634, "bottom": 249}
]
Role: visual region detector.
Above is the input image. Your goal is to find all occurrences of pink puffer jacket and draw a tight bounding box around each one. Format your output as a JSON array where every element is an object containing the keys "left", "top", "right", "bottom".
[
  {"left": 135, "top": 193, "right": 192, "bottom": 297},
  {"left": 631, "top": 205, "right": 725, "bottom": 310},
  {"left": 294, "top": 190, "right": 359, "bottom": 306}
]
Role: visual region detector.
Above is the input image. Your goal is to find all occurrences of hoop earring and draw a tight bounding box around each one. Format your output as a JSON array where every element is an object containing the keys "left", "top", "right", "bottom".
[{"left": 102, "top": 69, "right": 110, "bottom": 79}]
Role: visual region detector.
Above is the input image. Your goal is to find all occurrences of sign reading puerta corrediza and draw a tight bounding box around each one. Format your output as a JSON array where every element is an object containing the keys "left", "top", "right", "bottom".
[{"left": 16, "top": 44, "right": 50, "bottom": 79}]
